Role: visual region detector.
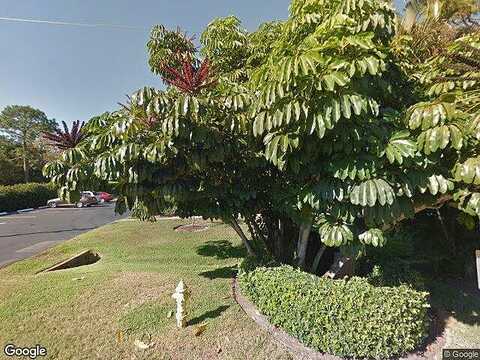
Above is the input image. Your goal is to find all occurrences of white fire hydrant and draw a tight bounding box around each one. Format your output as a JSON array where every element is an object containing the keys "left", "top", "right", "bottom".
[{"left": 172, "top": 280, "right": 191, "bottom": 328}]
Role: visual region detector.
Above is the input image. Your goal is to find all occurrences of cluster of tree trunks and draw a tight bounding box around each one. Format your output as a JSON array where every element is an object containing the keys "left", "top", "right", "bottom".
[{"left": 228, "top": 194, "right": 462, "bottom": 278}]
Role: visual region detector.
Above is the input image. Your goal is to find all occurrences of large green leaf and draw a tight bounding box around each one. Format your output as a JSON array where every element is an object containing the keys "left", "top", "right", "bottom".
[
  {"left": 319, "top": 221, "right": 354, "bottom": 247},
  {"left": 417, "top": 124, "right": 463, "bottom": 154},
  {"left": 364, "top": 198, "right": 415, "bottom": 226},
  {"left": 322, "top": 71, "right": 349, "bottom": 91},
  {"left": 455, "top": 157, "right": 480, "bottom": 185},
  {"left": 407, "top": 102, "right": 455, "bottom": 130},
  {"left": 350, "top": 179, "right": 395, "bottom": 207},
  {"left": 384, "top": 131, "right": 417, "bottom": 164},
  {"left": 359, "top": 228, "right": 385, "bottom": 247}
]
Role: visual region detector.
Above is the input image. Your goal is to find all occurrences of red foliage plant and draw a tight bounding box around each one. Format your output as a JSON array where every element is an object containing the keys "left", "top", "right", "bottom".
[
  {"left": 161, "top": 55, "right": 216, "bottom": 95},
  {"left": 43, "top": 120, "right": 86, "bottom": 150}
]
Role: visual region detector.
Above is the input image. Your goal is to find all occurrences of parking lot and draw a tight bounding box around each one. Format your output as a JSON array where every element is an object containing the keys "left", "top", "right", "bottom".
[{"left": 0, "top": 203, "right": 127, "bottom": 268}]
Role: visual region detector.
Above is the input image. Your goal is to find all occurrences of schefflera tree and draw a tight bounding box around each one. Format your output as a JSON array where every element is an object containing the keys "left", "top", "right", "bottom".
[
  {"left": 398, "top": 31, "right": 480, "bottom": 225},
  {"left": 248, "top": 0, "right": 479, "bottom": 268},
  {"left": 44, "top": 24, "right": 282, "bottom": 257},
  {"left": 44, "top": 0, "right": 479, "bottom": 273},
  {"left": 250, "top": 0, "right": 407, "bottom": 268}
]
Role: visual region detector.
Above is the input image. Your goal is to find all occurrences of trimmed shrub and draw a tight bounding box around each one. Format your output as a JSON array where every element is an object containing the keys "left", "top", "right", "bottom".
[
  {"left": 238, "top": 266, "right": 430, "bottom": 359},
  {"left": 0, "top": 183, "right": 57, "bottom": 212}
]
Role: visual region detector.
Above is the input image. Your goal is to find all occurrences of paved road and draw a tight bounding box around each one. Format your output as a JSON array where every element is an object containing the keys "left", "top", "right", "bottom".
[{"left": 0, "top": 203, "right": 127, "bottom": 268}]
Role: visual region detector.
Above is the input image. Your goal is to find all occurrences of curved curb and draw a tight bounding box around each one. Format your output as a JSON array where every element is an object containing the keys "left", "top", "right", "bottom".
[
  {"left": 232, "top": 278, "right": 446, "bottom": 360},
  {"left": 232, "top": 278, "right": 342, "bottom": 360},
  {"left": 0, "top": 206, "right": 48, "bottom": 217}
]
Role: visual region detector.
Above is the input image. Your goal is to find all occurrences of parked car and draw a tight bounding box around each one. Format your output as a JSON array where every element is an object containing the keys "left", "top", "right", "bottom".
[
  {"left": 94, "top": 191, "right": 114, "bottom": 203},
  {"left": 47, "top": 192, "right": 98, "bottom": 208},
  {"left": 82, "top": 191, "right": 100, "bottom": 202}
]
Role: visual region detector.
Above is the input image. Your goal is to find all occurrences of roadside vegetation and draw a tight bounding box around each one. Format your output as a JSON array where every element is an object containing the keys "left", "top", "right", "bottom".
[
  {"left": 43, "top": 0, "right": 480, "bottom": 274},
  {"left": 0, "top": 105, "right": 57, "bottom": 185},
  {"left": 0, "top": 219, "right": 478, "bottom": 359},
  {"left": 0, "top": 183, "right": 57, "bottom": 213},
  {"left": 1, "top": 0, "right": 478, "bottom": 357}
]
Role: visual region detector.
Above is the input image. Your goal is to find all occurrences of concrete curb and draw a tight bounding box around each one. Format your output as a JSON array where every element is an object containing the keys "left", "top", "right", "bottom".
[
  {"left": 0, "top": 207, "right": 45, "bottom": 217},
  {"left": 115, "top": 216, "right": 204, "bottom": 223},
  {"left": 17, "top": 208, "right": 34, "bottom": 213}
]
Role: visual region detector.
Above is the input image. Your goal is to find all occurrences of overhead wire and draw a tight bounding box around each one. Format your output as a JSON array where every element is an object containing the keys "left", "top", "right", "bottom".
[{"left": 0, "top": 16, "right": 148, "bottom": 31}]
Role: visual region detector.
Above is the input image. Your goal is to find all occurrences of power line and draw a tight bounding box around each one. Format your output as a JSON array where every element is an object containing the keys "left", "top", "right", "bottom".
[{"left": 0, "top": 16, "right": 148, "bottom": 31}]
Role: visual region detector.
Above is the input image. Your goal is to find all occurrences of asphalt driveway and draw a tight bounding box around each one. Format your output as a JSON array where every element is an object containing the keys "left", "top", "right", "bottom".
[{"left": 0, "top": 203, "right": 127, "bottom": 268}]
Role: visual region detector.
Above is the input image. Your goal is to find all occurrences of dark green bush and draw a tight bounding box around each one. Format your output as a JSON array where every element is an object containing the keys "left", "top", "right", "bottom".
[
  {"left": 157, "top": 196, "right": 178, "bottom": 216},
  {"left": 0, "top": 183, "right": 57, "bottom": 212},
  {"left": 367, "top": 262, "right": 427, "bottom": 290},
  {"left": 238, "top": 254, "right": 278, "bottom": 275},
  {"left": 363, "top": 213, "right": 480, "bottom": 281},
  {"left": 239, "top": 266, "right": 430, "bottom": 359}
]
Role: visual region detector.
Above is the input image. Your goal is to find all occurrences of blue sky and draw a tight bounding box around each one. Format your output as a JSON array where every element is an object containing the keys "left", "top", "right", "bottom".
[{"left": 0, "top": 0, "right": 404, "bottom": 125}]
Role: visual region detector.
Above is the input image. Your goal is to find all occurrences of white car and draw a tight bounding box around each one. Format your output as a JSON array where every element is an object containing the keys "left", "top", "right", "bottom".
[
  {"left": 46, "top": 192, "right": 99, "bottom": 208},
  {"left": 82, "top": 191, "right": 102, "bottom": 203}
]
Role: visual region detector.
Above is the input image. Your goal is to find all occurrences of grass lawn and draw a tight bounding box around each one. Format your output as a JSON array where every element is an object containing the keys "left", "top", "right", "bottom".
[
  {"left": 0, "top": 219, "right": 478, "bottom": 359},
  {"left": 0, "top": 219, "right": 290, "bottom": 360}
]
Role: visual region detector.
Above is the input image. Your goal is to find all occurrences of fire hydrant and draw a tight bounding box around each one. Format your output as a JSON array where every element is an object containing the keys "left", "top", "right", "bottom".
[{"left": 172, "top": 280, "right": 190, "bottom": 328}]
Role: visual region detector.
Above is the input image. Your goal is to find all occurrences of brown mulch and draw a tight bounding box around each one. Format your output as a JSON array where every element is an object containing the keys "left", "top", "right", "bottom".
[{"left": 174, "top": 224, "right": 209, "bottom": 232}]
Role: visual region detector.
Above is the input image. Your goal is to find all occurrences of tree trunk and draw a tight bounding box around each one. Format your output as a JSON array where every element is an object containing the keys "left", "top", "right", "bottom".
[
  {"left": 251, "top": 219, "right": 272, "bottom": 256},
  {"left": 310, "top": 244, "right": 326, "bottom": 274},
  {"left": 230, "top": 218, "right": 255, "bottom": 256},
  {"left": 22, "top": 139, "right": 29, "bottom": 183},
  {"left": 436, "top": 208, "right": 456, "bottom": 255},
  {"left": 252, "top": 220, "right": 266, "bottom": 246},
  {"left": 296, "top": 221, "right": 312, "bottom": 269},
  {"left": 276, "top": 219, "right": 286, "bottom": 262}
]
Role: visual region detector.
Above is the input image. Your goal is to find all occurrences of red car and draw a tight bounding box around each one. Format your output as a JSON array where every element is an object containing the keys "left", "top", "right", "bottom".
[{"left": 94, "top": 192, "right": 114, "bottom": 203}]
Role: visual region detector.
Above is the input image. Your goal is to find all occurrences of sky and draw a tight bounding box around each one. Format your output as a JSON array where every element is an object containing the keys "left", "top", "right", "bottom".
[{"left": 0, "top": 0, "right": 405, "bottom": 125}]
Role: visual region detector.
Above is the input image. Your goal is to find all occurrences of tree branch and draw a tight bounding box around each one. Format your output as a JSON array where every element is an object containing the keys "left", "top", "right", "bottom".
[
  {"left": 383, "top": 195, "right": 453, "bottom": 231},
  {"left": 230, "top": 218, "right": 255, "bottom": 256}
]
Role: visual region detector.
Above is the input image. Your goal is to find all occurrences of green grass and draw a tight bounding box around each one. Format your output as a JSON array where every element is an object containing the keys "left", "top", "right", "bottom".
[
  {"left": 0, "top": 219, "right": 291, "bottom": 360},
  {"left": 0, "top": 219, "right": 478, "bottom": 359}
]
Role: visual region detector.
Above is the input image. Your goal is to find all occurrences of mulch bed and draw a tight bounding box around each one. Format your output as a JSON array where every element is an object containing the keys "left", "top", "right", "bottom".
[{"left": 174, "top": 223, "right": 209, "bottom": 232}]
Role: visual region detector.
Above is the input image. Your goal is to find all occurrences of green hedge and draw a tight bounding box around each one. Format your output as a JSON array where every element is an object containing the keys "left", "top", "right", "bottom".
[
  {"left": 0, "top": 183, "right": 57, "bottom": 212},
  {"left": 239, "top": 266, "right": 430, "bottom": 359}
]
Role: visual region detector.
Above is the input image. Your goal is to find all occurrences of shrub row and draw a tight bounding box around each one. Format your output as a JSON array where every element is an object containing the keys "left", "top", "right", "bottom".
[
  {"left": 238, "top": 266, "right": 430, "bottom": 359},
  {"left": 0, "top": 183, "right": 57, "bottom": 212}
]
